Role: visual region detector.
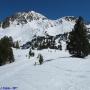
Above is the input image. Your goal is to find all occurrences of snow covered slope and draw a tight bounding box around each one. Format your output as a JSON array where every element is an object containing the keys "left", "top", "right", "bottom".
[
  {"left": 0, "top": 11, "right": 77, "bottom": 45},
  {"left": 0, "top": 49, "right": 90, "bottom": 90}
]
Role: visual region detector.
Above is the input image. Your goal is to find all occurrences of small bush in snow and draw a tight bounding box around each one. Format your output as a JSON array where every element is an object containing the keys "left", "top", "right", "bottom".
[
  {"left": 29, "top": 48, "right": 34, "bottom": 58},
  {"left": 37, "top": 54, "right": 43, "bottom": 65},
  {"left": 14, "top": 41, "right": 20, "bottom": 49}
]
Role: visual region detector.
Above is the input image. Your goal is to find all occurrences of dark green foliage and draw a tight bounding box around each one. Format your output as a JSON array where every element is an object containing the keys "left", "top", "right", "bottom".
[
  {"left": 14, "top": 41, "right": 20, "bottom": 49},
  {"left": 58, "top": 39, "right": 62, "bottom": 50},
  {"left": 0, "top": 36, "right": 14, "bottom": 66},
  {"left": 31, "top": 36, "right": 58, "bottom": 50},
  {"left": 8, "top": 48, "right": 15, "bottom": 63},
  {"left": 38, "top": 54, "right": 43, "bottom": 65},
  {"left": 8, "top": 36, "right": 14, "bottom": 47},
  {"left": 29, "top": 48, "right": 34, "bottom": 58},
  {"left": 88, "top": 43, "right": 90, "bottom": 54},
  {"left": 67, "top": 16, "right": 90, "bottom": 58},
  {"left": 58, "top": 44, "right": 62, "bottom": 50},
  {"left": 16, "top": 41, "right": 20, "bottom": 48}
]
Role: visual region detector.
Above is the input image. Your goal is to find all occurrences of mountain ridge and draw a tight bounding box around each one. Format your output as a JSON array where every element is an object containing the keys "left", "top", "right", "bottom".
[
  {"left": 0, "top": 11, "right": 89, "bottom": 46},
  {"left": 0, "top": 11, "right": 77, "bottom": 28}
]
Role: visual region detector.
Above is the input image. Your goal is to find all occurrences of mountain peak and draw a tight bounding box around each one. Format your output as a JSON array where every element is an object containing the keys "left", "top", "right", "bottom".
[{"left": 15, "top": 11, "right": 47, "bottom": 21}]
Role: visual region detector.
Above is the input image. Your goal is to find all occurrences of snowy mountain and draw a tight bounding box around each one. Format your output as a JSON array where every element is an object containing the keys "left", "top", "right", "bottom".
[
  {"left": 0, "top": 11, "right": 77, "bottom": 45},
  {"left": 0, "top": 11, "right": 89, "bottom": 46}
]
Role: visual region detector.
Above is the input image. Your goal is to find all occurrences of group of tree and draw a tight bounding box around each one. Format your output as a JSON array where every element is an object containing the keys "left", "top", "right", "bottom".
[
  {"left": 67, "top": 16, "right": 90, "bottom": 58},
  {"left": 29, "top": 49, "right": 43, "bottom": 65},
  {"left": 30, "top": 36, "right": 62, "bottom": 50},
  {"left": 0, "top": 36, "right": 15, "bottom": 66},
  {"left": 21, "top": 33, "right": 68, "bottom": 50}
]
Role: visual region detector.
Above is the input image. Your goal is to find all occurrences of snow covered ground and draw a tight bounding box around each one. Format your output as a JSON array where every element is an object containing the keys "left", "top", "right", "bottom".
[{"left": 0, "top": 48, "right": 90, "bottom": 90}]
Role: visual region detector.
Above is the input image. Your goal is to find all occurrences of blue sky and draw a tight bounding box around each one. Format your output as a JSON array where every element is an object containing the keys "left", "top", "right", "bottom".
[{"left": 0, "top": 0, "right": 90, "bottom": 21}]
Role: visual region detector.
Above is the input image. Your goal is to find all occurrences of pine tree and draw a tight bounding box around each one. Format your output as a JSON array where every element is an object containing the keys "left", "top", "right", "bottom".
[
  {"left": 29, "top": 48, "right": 34, "bottom": 58},
  {"left": 8, "top": 48, "right": 15, "bottom": 63},
  {"left": 0, "top": 36, "right": 14, "bottom": 66},
  {"left": 15, "top": 41, "right": 20, "bottom": 49},
  {"left": 67, "top": 16, "right": 89, "bottom": 58},
  {"left": 58, "top": 40, "right": 62, "bottom": 50},
  {"left": 38, "top": 54, "right": 43, "bottom": 65},
  {"left": 9, "top": 36, "right": 13, "bottom": 47}
]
